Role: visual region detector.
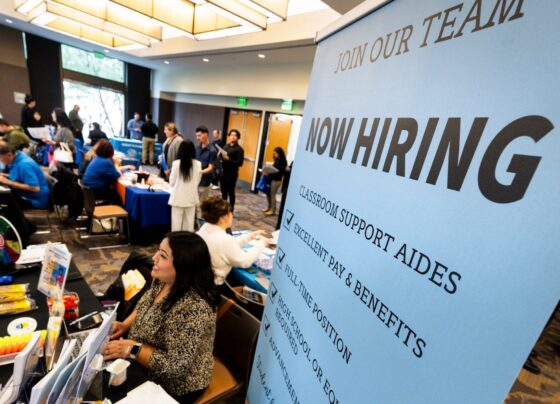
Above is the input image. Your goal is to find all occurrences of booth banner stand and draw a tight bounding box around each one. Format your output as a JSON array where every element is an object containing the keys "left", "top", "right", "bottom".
[{"left": 248, "top": 0, "right": 560, "bottom": 403}]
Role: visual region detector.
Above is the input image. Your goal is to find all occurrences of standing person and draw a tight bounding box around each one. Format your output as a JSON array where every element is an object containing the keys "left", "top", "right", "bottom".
[
  {"left": 141, "top": 113, "right": 158, "bottom": 165},
  {"left": 20, "top": 95, "right": 42, "bottom": 136},
  {"left": 68, "top": 104, "right": 85, "bottom": 143},
  {"left": 263, "top": 147, "right": 287, "bottom": 216},
  {"left": 212, "top": 130, "right": 222, "bottom": 146},
  {"left": 127, "top": 112, "right": 143, "bottom": 140},
  {"left": 44, "top": 108, "right": 76, "bottom": 168},
  {"left": 169, "top": 141, "right": 202, "bottom": 232},
  {"left": 276, "top": 161, "right": 293, "bottom": 230},
  {"left": 210, "top": 130, "right": 223, "bottom": 189},
  {"left": 88, "top": 122, "right": 108, "bottom": 146},
  {"left": 220, "top": 129, "right": 244, "bottom": 211},
  {"left": 161, "top": 122, "right": 183, "bottom": 179},
  {"left": 0, "top": 119, "right": 30, "bottom": 151},
  {"left": 103, "top": 232, "right": 219, "bottom": 403},
  {"left": 194, "top": 126, "right": 216, "bottom": 203}
]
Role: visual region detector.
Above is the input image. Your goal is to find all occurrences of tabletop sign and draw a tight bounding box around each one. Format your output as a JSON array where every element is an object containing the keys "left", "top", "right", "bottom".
[{"left": 247, "top": 0, "right": 560, "bottom": 403}]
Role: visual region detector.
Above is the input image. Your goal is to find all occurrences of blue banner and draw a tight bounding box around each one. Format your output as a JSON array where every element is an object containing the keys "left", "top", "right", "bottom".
[{"left": 248, "top": 1, "right": 560, "bottom": 403}]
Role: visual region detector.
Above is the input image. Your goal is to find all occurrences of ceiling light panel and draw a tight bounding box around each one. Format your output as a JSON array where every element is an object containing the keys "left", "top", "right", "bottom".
[
  {"left": 206, "top": 0, "right": 268, "bottom": 29},
  {"left": 238, "top": 0, "right": 288, "bottom": 20},
  {"left": 192, "top": 5, "right": 238, "bottom": 35},
  {"left": 46, "top": 16, "right": 134, "bottom": 48},
  {"left": 27, "top": 1, "right": 153, "bottom": 46},
  {"left": 15, "top": 0, "right": 290, "bottom": 49}
]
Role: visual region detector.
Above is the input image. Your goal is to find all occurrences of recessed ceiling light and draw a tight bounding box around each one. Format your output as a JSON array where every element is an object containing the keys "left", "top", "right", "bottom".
[
  {"left": 258, "top": 54, "right": 266, "bottom": 59},
  {"left": 5, "top": 18, "right": 13, "bottom": 24},
  {"left": 164, "top": 60, "right": 170, "bottom": 64},
  {"left": 203, "top": 58, "right": 209, "bottom": 62},
  {"left": 104, "top": 49, "right": 110, "bottom": 53}
]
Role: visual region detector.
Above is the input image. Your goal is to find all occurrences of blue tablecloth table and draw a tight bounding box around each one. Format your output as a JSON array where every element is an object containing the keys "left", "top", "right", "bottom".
[
  {"left": 111, "top": 138, "right": 162, "bottom": 161},
  {"left": 124, "top": 186, "right": 171, "bottom": 228}
]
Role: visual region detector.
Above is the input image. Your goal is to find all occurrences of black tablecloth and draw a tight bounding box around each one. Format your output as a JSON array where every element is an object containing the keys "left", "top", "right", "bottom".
[{"left": 0, "top": 260, "right": 103, "bottom": 386}]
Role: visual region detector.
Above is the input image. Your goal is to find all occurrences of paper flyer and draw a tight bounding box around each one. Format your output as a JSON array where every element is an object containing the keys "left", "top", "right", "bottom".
[{"left": 38, "top": 243, "right": 71, "bottom": 298}]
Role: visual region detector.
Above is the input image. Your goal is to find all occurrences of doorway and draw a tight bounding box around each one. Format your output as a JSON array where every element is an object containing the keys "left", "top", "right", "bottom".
[{"left": 227, "top": 109, "right": 262, "bottom": 185}]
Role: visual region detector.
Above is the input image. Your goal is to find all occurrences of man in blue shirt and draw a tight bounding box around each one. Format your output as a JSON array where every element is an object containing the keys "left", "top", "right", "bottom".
[
  {"left": 195, "top": 126, "right": 217, "bottom": 203},
  {"left": 127, "top": 112, "right": 143, "bottom": 140},
  {"left": 0, "top": 141, "right": 49, "bottom": 209}
]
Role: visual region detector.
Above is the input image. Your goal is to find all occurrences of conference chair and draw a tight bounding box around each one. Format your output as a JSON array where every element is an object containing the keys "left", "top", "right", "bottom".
[
  {"left": 76, "top": 179, "right": 112, "bottom": 206},
  {"left": 223, "top": 280, "right": 265, "bottom": 320},
  {"left": 23, "top": 175, "right": 60, "bottom": 239},
  {"left": 194, "top": 296, "right": 261, "bottom": 403},
  {"left": 50, "top": 177, "right": 69, "bottom": 220},
  {"left": 79, "top": 182, "right": 130, "bottom": 250},
  {"left": 103, "top": 251, "right": 153, "bottom": 321}
]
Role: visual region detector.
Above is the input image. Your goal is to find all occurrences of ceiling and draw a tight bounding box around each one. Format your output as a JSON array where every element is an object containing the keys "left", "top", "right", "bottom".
[{"left": 0, "top": 0, "right": 366, "bottom": 70}]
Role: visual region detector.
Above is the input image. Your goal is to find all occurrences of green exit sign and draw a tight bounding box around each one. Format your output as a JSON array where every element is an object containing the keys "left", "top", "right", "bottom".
[
  {"left": 94, "top": 51, "right": 105, "bottom": 59},
  {"left": 237, "top": 97, "right": 248, "bottom": 107},
  {"left": 281, "top": 98, "right": 294, "bottom": 111}
]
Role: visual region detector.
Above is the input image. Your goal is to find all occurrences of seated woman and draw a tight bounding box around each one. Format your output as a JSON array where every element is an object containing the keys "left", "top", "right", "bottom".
[
  {"left": 88, "top": 122, "right": 108, "bottom": 146},
  {"left": 197, "top": 195, "right": 269, "bottom": 285},
  {"left": 82, "top": 139, "right": 122, "bottom": 205},
  {"left": 103, "top": 231, "right": 219, "bottom": 403}
]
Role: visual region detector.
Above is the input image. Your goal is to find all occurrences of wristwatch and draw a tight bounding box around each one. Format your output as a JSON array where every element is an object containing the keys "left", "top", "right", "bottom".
[{"left": 129, "top": 343, "right": 143, "bottom": 359}]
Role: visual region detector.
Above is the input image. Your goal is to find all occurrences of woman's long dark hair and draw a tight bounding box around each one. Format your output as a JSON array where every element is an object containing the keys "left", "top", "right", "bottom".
[
  {"left": 52, "top": 107, "right": 73, "bottom": 130},
  {"left": 274, "top": 146, "right": 287, "bottom": 165},
  {"left": 177, "top": 140, "right": 195, "bottom": 180},
  {"left": 162, "top": 231, "right": 219, "bottom": 311}
]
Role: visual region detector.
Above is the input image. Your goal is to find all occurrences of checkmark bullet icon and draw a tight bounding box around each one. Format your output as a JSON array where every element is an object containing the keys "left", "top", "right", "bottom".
[
  {"left": 276, "top": 248, "right": 285, "bottom": 268},
  {"left": 263, "top": 314, "right": 271, "bottom": 335},
  {"left": 283, "top": 209, "right": 294, "bottom": 231},
  {"left": 269, "top": 283, "right": 278, "bottom": 303}
]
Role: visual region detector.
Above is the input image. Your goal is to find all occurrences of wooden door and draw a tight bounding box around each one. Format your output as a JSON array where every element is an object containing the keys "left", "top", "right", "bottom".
[
  {"left": 227, "top": 110, "right": 261, "bottom": 184},
  {"left": 264, "top": 114, "right": 292, "bottom": 164}
]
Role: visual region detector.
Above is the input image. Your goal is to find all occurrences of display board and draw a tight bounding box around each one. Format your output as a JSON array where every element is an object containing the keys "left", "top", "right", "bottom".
[{"left": 247, "top": 0, "right": 560, "bottom": 403}]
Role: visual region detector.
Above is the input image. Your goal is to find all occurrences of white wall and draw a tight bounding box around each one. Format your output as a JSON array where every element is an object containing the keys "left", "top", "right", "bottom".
[
  {"left": 158, "top": 92, "right": 306, "bottom": 115},
  {"left": 152, "top": 60, "right": 313, "bottom": 102}
]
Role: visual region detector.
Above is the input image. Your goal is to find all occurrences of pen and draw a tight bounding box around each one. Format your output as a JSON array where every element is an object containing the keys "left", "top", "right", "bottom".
[{"left": 69, "top": 311, "right": 99, "bottom": 326}]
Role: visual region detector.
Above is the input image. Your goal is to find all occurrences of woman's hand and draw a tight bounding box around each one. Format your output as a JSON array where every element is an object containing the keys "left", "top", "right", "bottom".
[
  {"left": 103, "top": 339, "right": 136, "bottom": 361},
  {"left": 117, "top": 165, "right": 136, "bottom": 173},
  {"left": 250, "top": 230, "right": 265, "bottom": 240},
  {"left": 110, "top": 321, "right": 129, "bottom": 340}
]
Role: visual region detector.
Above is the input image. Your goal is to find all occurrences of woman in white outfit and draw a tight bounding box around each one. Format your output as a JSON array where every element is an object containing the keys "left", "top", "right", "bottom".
[
  {"left": 168, "top": 140, "right": 202, "bottom": 231},
  {"left": 197, "top": 195, "right": 269, "bottom": 286}
]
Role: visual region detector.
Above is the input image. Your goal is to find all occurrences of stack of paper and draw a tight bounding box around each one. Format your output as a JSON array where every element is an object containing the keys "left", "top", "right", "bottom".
[
  {"left": 117, "top": 381, "right": 179, "bottom": 404},
  {"left": 16, "top": 243, "right": 61, "bottom": 265}
]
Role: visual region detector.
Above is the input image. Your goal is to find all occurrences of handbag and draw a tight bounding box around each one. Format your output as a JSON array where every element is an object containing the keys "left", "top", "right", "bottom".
[
  {"left": 256, "top": 175, "right": 271, "bottom": 195},
  {"left": 53, "top": 142, "right": 74, "bottom": 163}
]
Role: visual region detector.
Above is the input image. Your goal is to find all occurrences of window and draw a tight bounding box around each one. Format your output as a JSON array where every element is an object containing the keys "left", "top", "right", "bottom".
[
  {"left": 63, "top": 80, "right": 124, "bottom": 138},
  {"left": 61, "top": 44, "right": 126, "bottom": 138},
  {"left": 61, "top": 44, "right": 124, "bottom": 83}
]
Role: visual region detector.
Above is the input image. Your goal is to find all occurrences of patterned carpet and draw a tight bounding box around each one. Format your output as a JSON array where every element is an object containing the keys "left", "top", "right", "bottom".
[{"left": 25, "top": 186, "right": 559, "bottom": 403}]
